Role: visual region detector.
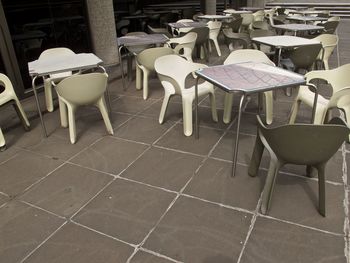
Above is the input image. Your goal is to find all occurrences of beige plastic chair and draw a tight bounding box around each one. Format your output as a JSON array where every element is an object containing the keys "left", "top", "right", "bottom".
[
  {"left": 207, "top": 21, "right": 222, "bottom": 57},
  {"left": 313, "top": 34, "right": 338, "bottom": 70},
  {"left": 289, "top": 64, "right": 350, "bottom": 140},
  {"left": 0, "top": 128, "right": 5, "bottom": 151},
  {"left": 0, "top": 73, "right": 30, "bottom": 150},
  {"left": 55, "top": 73, "right": 113, "bottom": 144},
  {"left": 253, "top": 10, "right": 265, "bottom": 22},
  {"left": 327, "top": 16, "right": 340, "bottom": 22},
  {"left": 240, "top": 13, "right": 254, "bottom": 32},
  {"left": 166, "top": 32, "right": 197, "bottom": 63},
  {"left": 136, "top": 47, "right": 174, "bottom": 100},
  {"left": 39, "top": 47, "right": 76, "bottom": 112},
  {"left": 223, "top": 49, "right": 275, "bottom": 125},
  {"left": 155, "top": 55, "right": 218, "bottom": 136}
]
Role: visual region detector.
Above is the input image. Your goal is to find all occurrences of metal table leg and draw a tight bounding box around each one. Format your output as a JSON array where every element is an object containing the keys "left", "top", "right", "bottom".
[
  {"left": 308, "top": 83, "right": 318, "bottom": 123},
  {"left": 32, "top": 76, "right": 47, "bottom": 137},
  {"left": 232, "top": 93, "right": 245, "bottom": 177},
  {"left": 118, "top": 46, "right": 126, "bottom": 90}
]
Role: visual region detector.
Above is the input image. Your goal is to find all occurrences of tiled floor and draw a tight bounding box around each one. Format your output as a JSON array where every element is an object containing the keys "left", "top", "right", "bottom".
[{"left": 1, "top": 20, "right": 350, "bottom": 263}]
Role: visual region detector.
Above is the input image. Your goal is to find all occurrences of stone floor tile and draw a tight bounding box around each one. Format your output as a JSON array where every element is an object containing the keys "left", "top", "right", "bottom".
[
  {"left": 121, "top": 147, "right": 203, "bottom": 191},
  {"left": 70, "top": 137, "right": 148, "bottom": 175},
  {"left": 184, "top": 159, "right": 266, "bottom": 211},
  {"left": 0, "top": 146, "right": 20, "bottom": 165},
  {"left": 0, "top": 201, "right": 64, "bottom": 263},
  {"left": 111, "top": 95, "right": 157, "bottom": 114},
  {"left": 263, "top": 174, "right": 346, "bottom": 234},
  {"left": 240, "top": 217, "right": 346, "bottom": 263},
  {"left": 0, "top": 193, "right": 9, "bottom": 207},
  {"left": 73, "top": 179, "right": 176, "bottom": 244},
  {"left": 143, "top": 196, "right": 252, "bottom": 263},
  {"left": 20, "top": 163, "right": 113, "bottom": 217},
  {"left": 138, "top": 101, "right": 183, "bottom": 122},
  {"left": 114, "top": 115, "right": 173, "bottom": 144},
  {"left": 0, "top": 150, "right": 63, "bottom": 197},
  {"left": 155, "top": 124, "right": 223, "bottom": 156},
  {"left": 23, "top": 223, "right": 133, "bottom": 263},
  {"left": 130, "top": 251, "right": 174, "bottom": 263}
]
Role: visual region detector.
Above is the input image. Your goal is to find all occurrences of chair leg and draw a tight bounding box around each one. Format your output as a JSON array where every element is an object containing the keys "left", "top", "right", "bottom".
[
  {"left": 289, "top": 99, "right": 301, "bottom": 124},
  {"left": 341, "top": 106, "right": 350, "bottom": 142},
  {"left": 248, "top": 135, "right": 264, "bottom": 177},
  {"left": 264, "top": 91, "right": 273, "bottom": 125},
  {"left": 143, "top": 69, "right": 149, "bottom": 100},
  {"left": 67, "top": 104, "right": 77, "bottom": 144},
  {"left": 209, "top": 92, "right": 218, "bottom": 122},
  {"left": 223, "top": 93, "right": 234, "bottom": 124},
  {"left": 13, "top": 99, "right": 30, "bottom": 130},
  {"left": 261, "top": 157, "right": 282, "bottom": 215},
  {"left": 316, "top": 163, "right": 326, "bottom": 217},
  {"left": 0, "top": 128, "right": 6, "bottom": 151},
  {"left": 159, "top": 89, "right": 174, "bottom": 124},
  {"left": 182, "top": 96, "right": 193, "bottom": 136},
  {"left": 44, "top": 79, "right": 54, "bottom": 112},
  {"left": 96, "top": 98, "right": 114, "bottom": 135},
  {"left": 136, "top": 64, "right": 142, "bottom": 90},
  {"left": 212, "top": 38, "right": 221, "bottom": 57},
  {"left": 58, "top": 97, "right": 68, "bottom": 128}
]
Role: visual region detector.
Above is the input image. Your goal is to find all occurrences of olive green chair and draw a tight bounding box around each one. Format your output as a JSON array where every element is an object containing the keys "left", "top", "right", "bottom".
[{"left": 248, "top": 116, "right": 349, "bottom": 216}]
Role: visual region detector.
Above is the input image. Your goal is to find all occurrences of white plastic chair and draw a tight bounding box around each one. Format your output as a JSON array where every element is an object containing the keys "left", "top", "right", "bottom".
[
  {"left": 207, "top": 21, "right": 222, "bottom": 57},
  {"left": 290, "top": 64, "right": 350, "bottom": 140},
  {"left": 166, "top": 32, "right": 197, "bottom": 63},
  {"left": 136, "top": 47, "right": 174, "bottom": 100},
  {"left": 222, "top": 49, "right": 275, "bottom": 125},
  {"left": 253, "top": 10, "right": 265, "bottom": 22},
  {"left": 55, "top": 73, "right": 113, "bottom": 144},
  {"left": 313, "top": 34, "right": 338, "bottom": 70},
  {"left": 174, "top": 19, "right": 194, "bottom": 35},
  {"left": 155, "top": 55, "right": 218, "bottom": 136},
  {"left": 240, "top": 13, "right": 254, "bottom": 32},
  {"left": 0, "top": 73, "right": 30, "bottom": 149},
  {"left": 39, "top": 48, "right": 76, "bottom": 112}
]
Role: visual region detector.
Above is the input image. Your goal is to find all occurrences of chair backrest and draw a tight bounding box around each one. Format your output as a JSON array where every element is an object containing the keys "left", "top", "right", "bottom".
[
  {"left": 306, "top": 64, "right": 350, "bottom": 93},
  {"left": 322, "top": 21, "right": 339, "bottom": 34},
  {"left": 167, "top": 31, "right": 197, "bottom": 50},
  {"left": 186, "top": 27, "right": 209, "bottom": 45},
  {"left": 257, "top": 116, "right": 349, "bottom": 165},
  {"left": 289, "top": 44, "right": 322, "bottom": 71},
  {"left": 241, "top": 13, "right": 254, "bottom": 26},
  {"left": 225, "top": 17, "right": 243, "bottom": 33},
  {"left": 224, "top": 49, "right": 275, "bottom": 66},
  {"left": 137, "top": 47, "right": 174, "bottom": 71},
  {"left": 251, "top": 21, "right": 270, "bottom": 30},
  {"left": 253, "top": 10, "right": 265, "bottom": 22},
  {"left": 39, "top": 48, "right": 76, "bottom": 78},
  {"left": 207, "top": 21, "right": 222, "bottom": 38},
  {"left": 327, "top": 16, "right": 340, "bottom": 22},
  {"left": 313, "top": 34, "right": 338, "bottom": 62},
  {"left": 0, "top": 73, "right": 16, "bottom": 99},
  {"left": 155, "top": 54, "right": 207, "bottom": 93},
  {"left": 55, "top": 72, "right": 108, "bottom": 105}
]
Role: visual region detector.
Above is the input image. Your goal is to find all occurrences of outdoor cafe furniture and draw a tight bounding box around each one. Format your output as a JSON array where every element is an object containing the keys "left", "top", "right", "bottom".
[
  {"left": 222, "top": 50, "right": 275, "bottom": 126},
  {"left": 194, "top": 62, "right": 312, "bottom": 176},
  {"left": 251, "top": 35, "right": 321, "bottom": 66},
  {"left": 249, "top": 115, "right": 349, "bottom": 216},
  {"left": 272, "top": 23, "right": 324, "bottom": 36},
  {"left": 207, "top": 21, "right": 222, "bottom": 56},
  {"left": 28, "top": 52, "right": 107, "bottom": 137},
  {"left": 117, "top": 33, "right": 169, "bottom": 90},
  {"left": 197, "top": 14, "right": 233, "bottom": 22},
  {"left": 155, "top": 54, "right": 218, "bottom": 136},
  {"left": 313, "top": 34, "right": 338, "bottom": 70},
  {"left": 223, "top": 10, "right": 252, "bottom": 15},
  {"left": 288, "top": 9, "right": 330, "bottom": 16},
  {"left": 166, "top": 32, "right": 197, "bottom": 62},
  {"left": 286, "top": 15, "right": 328, "bottom": 24},
  {"left": 136, "top": 47, "right": 174, "bottom": 100},
  {"left": 0, "top": 73, "right": 30, "bottom": 150},
  {"left": 290, "top": 64, "right": 350, "bottom": 141}
]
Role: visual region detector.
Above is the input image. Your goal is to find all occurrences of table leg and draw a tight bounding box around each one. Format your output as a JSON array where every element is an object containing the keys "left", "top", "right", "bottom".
[
  {"left": 232, "top": 93, "right": 245, "bottom": 177},
  {"left": 195, "top": 77, "right": 200, "bottom": 139},
  {"left": 98, "top": 65, "right": 112, "bottom": 114},
  {"left": 118, "top": 46, "right": 126, "bottom": 90},
  {"left": 32, "top": 76, "right": 47, "bottom": 137},
  {"left": 308, "top": 83, "right": 318, "bottom": 123}
]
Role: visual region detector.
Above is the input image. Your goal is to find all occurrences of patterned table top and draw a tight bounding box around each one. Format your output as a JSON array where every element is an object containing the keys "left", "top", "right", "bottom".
[
  {"left": 196, "top": 62, "right": 305, "bottom": 93},
  {"left": 286, "top": 16, "right": 328, "bottom": 22},
  {"left": 197, "top": 15, "right": 233, "bottom": 20},
  {"left": 167, "top": 22, "right": 207, "bottom": 29},
  {"left": 272, "top": 23, "right": 324, "bottom": 32},
  {"left": 252, "top": 35, "right": 320, "bottom": 48},
  {"left": 117, "top": 34, "right": 169, "bottom": 47}
]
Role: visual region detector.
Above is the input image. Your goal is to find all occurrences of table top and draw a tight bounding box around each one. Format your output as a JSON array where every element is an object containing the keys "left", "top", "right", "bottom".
[
  {"left": 223, "top": 10, "right": 252, "bottom": 14},
  {"left": 240, "top": 7, "right": 263, "bottom": 11},
  {"left": 167, "top": 22, "right": 207, "bottom": 29},
  {"left": 252, "top": 35, "right": 320, "bottom": 48},
  {"left": 197, "top": 15, "right": 233, "bottom": 20},
  {"left": 117, "top": 33, "right": 169, "bottom": 47},
  {"left": 272, "top": 23, "right": 324, "bottom": 32},
  {"left": 288, "top": 10, "right": 329, "bottom": 15},
  {"left": 196, "top": 62, "right": 305, "bottom": 94},
  {"left": 28, "top": 53, "right": 102, "bottom": 77},
  {"left": 286, "top": 16, "right": 328, "bottom": 22}
]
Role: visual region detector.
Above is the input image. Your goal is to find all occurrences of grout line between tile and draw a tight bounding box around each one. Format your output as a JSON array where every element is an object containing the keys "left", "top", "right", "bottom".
[{"left": 138, "top": 247, "right": 184, "bottom": 263}]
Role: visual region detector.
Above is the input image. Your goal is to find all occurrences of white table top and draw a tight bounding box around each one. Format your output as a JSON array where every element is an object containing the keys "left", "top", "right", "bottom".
[
  {"left": 286, "top": 16, "right": 328, "bottom": 22},
  {"left": 117, "top": 33, "right": 169, "bottom": 47},
  {"left": 28, "top": 53, "right": 103, "bottom": 77},
  {"left": 272, "top": 23, "right": 324, "bottom": 32},
  {"left": 288, "top": 10, "right": 329, "bottom": 15},
  {"left": 197, "top": 15, "right": 232, "bottom": 20},
  {"left": 167, "top": 21, "right": 207, "bottom": 29},
  {"left": 223, "top": 10, "right": 252, "bottom": 14},
  {"left": 252, "top": 35, "right": 320, "bottom": 48}
]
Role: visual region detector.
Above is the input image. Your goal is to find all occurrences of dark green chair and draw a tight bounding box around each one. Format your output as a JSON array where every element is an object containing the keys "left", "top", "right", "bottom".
[{"left": 248, "top": 116, "right": 349, "bottom": 216}]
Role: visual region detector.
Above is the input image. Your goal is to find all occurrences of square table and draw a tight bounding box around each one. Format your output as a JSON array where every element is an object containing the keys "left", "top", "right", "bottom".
[
  {"left": 223, "top": 10, "right": 252, "bottom": 15},
  {"left": 167, "top": 22, "right": 207, "bottom": 29},
  {"left": 286, "top": 15, "right": 328, "bottom": 24},
  {"left": 252, "top": 35, "right": 321, "bottom": 65},
  {"left": 117, "top": 33, "right": 169, "bottom": 89},
  {"left": 197, "top": 15, "right": 233, "bottom": 21},
  {"left": 194, "top": 62, "right": 317, "bottom": 176},
  {"left": 288, "top": 10, "right": 330, "bottom": 16},
  {"left": 272, "top": 23, "right": 324, "bottom": 36},
  {"left": 28, "top": 53, "right": 106, "bottom": 137}
]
